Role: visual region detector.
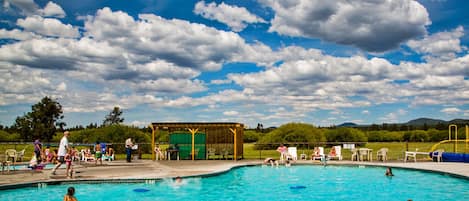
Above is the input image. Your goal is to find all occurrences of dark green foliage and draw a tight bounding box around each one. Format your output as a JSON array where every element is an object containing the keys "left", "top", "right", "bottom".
[
  {"left": 428, "top": 128, "right": 448, "bottom": 141},
  {"left": 257, "top": 123, "right": 326, "bottom": 146},
  {"left": 325, "top": 127, "right": 367, "bottom": 142},
  {"left": 403, "top": 130, "right": 429, "bottom": 142},
  {"left": 244, "top": 130, "right": 261, "bottom": 143},
  {"left": 367, "top": 131, "right": 403, "bottom": 142},
  {"left": 13, "top": 96, "right": 64, "bottom": 142},
  {"left": 63, "top": 124, "right": 151, "bottom": 153},
  {"left": 103, "top": 106, "right": 124, "bottom": 126},
  {"left": 0, "top": 130, "right": 20, "bottom": 142}
]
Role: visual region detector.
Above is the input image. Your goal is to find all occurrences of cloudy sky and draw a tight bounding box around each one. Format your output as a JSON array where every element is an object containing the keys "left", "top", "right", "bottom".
[{"left": 0, "top": 0, "right": 468, "bottom": 128}]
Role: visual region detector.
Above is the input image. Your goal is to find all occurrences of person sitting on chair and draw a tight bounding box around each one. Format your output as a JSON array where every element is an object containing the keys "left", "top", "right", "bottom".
[{"left": 329, "top": 147, "right": 336, "bottom": 157}]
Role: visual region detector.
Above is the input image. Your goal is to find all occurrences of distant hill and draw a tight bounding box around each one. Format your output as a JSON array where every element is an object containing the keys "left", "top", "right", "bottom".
[
  {"left": 337, "top": 118, "right": 468, "bottom": 127},
  {"left": 337, "top": 122, "right": 358, "bottom": 127},
  {"left": 405, "top": 118, "right": 446, "bottom": 126}
]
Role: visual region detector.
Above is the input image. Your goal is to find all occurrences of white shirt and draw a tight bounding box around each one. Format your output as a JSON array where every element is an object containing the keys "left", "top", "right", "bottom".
[
  {"left": 125, "top": 138, "right": 133, "bottom": 148},
  {"left": 58, "top": 136, "right": 69, "bottom": 156}
]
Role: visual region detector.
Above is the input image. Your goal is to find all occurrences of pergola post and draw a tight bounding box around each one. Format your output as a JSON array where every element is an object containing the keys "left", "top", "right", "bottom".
[
  {"left": 188, "top": 128, "right": 199, "bottom": 161},
  {"left": 229, "top": 127, "right": 237, "bottom": 161},
  {"left": 149, "top": 124, "right": 156, "bottom": 161}
]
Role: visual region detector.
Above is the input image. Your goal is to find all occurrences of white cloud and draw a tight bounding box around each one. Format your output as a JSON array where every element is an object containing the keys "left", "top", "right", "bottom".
[
  {"left": 440, "top": 107, "right": 461, "bottom": 114},
  {"left": 194, "top": 1, "right": 266, "bottom": 32},
  {"left": 211, "top": 79, "right": 232, "bottom": 85},
  {"left": 223, "top": 110, "right": 239, "bottom": 116},
  {"left": 361, "top": 110, "right": 369, "bottom": 115},
  {"left": 0, "top": 28, "right": 41, "bottom": 40},
  {"left": 17, "top": 16, "right": 79, "bottom": 38},
  {"left": 84, "top": 7, "right": 248, "bottom": 71},
  {"left": 3, "top": 0, "right": 40, "bottom": 15},
  {"left": 42, "top": 1, "right": 66, "bottom": 18},
  {"left": 260, "top": 0, "right": 430, "bottom": 52},
  {"left": 407, "top": 26, "right": 465, "bottom": 60}
]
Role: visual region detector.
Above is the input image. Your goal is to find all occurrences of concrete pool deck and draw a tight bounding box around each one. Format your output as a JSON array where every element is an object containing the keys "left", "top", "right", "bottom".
[{"left": 1, "top": 159, "right": 468, "bottom": 188}]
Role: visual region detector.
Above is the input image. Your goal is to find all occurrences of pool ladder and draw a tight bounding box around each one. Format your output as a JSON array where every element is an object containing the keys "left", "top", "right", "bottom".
[{"left": 38, "top": 183, "right": 47, "bottom": 189}]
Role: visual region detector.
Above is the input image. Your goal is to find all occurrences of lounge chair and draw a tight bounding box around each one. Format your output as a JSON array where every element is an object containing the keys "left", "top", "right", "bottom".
[
  {"left": 376, "top": 148, "right": 389, "bottom": 162},
  {"left": 311, "top": 147, "right": 324, "bottom": 161},
  {"left": 328, "top": 146, "right": 342, "bottom": 160},
  {"left": 287, "top": 147, "right": 298, "bottom": 161},
  {"left": 432, "top": 149, "right": 444, "bottom": 163}
]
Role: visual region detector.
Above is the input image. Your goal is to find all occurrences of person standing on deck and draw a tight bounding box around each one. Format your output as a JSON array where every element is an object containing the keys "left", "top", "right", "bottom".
[
  {"left": 125, "top": 137, "right": 133, "bottom": 162},
  {"left": 51, "top": 131, "right": 70, "bottom": 175}
]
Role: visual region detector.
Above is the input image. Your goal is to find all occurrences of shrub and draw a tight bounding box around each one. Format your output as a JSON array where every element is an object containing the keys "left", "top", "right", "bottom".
[{"left": 325, "top": 127, "right": 367, "bottom": 143}]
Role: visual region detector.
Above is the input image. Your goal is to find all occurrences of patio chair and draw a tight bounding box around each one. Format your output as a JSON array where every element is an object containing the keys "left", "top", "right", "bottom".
[
  {"left": 328, "top": 146, "right": 342, "bottom": 160},
  {"left": 5, "top": 149, "right": 17, "bottom": 163},
  {"left": 432, "top": 149, "right": 444, "bottom": 163},
  {"left": 376, "top": 148, "right": 389, "bottom": 162},
  {"left": 311, "top": 147, "right": 324, "bottom": 161},
  {"left": 287, "top": 147, "right": 298, "bottom": 161},
  {"left": 206, "top": 148, "right": 217, "bottom": 160},
  {"left": 350, "top": 148, "right": 358, "bottom": 161},
  {"left": 358, "top": 148, "right": 371, "bottom": 161},
  {"left": 16, "top": 149, "right": 26, "bottom": 162}
]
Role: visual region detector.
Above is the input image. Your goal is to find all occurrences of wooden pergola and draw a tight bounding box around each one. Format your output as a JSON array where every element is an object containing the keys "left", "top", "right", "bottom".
[{"left": 149, "top": 122, "right": 244, "bottom": 161}]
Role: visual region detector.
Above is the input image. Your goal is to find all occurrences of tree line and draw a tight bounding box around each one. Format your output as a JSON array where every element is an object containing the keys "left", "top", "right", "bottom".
[{"left": 0, "top": 97, "right": 466, "bottom": 146}]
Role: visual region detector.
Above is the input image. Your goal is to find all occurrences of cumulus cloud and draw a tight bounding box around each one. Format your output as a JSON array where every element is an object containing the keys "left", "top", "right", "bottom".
[
  {"left": 17, "top": 15, "right": 79, "bottom": 38},
  {"left": 194, "top": 1, "right": 266, "bottom": 32},
  {"left": 0, "top": 28, "right": 41, "bottom": 40},
  {"left": 3, "top": 0, "right": 66, "bottom": 18},
  {"left": 3, "top": 0, "right": 40, "bottom": 16},
  {"left": 42, "top": 1, "right": 66, "bottom": 18},
  {"left": 260, "top": 0, "right": 430, "bottom": 52},
  {"left": 84, "top": 8, "right": 248, "bottom": 71},
  {"left": 0, "top": 64, "right": 59, "bottom": 105},
  {"left": 407, "top": 26, "right": 466, "bottom": 61},
  {"left": 440, "top": 107, "right": 461, "bottom": 114}
]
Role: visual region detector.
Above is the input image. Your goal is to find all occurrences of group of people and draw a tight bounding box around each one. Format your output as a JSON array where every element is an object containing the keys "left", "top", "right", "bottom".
[
  {"left": 30, "top": 131, "right": 75, "bottom": 178},
  {"left": 31, "top": 131, "right": 123, "bottom": 179}
]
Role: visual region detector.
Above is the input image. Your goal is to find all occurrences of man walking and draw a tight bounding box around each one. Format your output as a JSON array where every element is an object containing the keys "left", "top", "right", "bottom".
[
  {"left": 125, "top": 137, "right": 133, "bottom": 162},
  {"left": 51, "top": 131, "right": 70, "bottom": 175}
]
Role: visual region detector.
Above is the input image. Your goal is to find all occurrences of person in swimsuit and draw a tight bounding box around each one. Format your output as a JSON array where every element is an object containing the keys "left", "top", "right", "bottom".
[
  {"left": 264, "top": 158, "right": 279, "bottom": 166},
  {"left": 63, "top": 186, "right": 78, "bottom": 201},
  {"left": 65, "top": 149, "right": 74, "bottom": 178},
  {"left": 94, "top": 142, "right": 102, "bottom": 165},
  {"left": 385, "top": 167, "right": 394, "bottom": 176}
]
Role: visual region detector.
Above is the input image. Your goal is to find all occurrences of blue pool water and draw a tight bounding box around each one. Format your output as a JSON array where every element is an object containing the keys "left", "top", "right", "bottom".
[
  {"left": 1, "top": 165, "right": 468, "bottom": 201},
  {"left": 1, "top": 163, "right": 63, "bottom": 172}
]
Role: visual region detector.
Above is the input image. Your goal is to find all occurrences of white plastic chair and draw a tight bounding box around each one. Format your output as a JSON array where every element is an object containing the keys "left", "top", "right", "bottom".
[
  {"left": 5, "top": 149, "right": 17, "bottom": 163},
  {"left": 287, "top": 147, "right": 298, "bottom": 161},
  {"left": 206, "top": 148, "right": 217, "bottom": 160},
  {"left": 432, "top": 149, "right": 444, "bottom": 163},
  {"left": 376, "top": 148, "right": 388, "bottom": 162},
  {"left": 16, "top": 149, "right": 25, "bottom": 162},
  {"left": 311, "top": 147, "right": 324, "bottom": 161}
]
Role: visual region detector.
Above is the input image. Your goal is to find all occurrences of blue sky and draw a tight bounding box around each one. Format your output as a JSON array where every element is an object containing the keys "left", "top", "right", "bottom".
[{"left": 0, "top": 0, "right": 468, "bottom": 128}]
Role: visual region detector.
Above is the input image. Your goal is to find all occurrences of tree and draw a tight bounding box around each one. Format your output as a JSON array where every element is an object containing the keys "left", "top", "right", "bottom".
[
  {"left": 13, "top": 96, "right": 64, "bottom": 141},
  {"left": 103, "top": 106, "right": 124, "bottom": 126}
]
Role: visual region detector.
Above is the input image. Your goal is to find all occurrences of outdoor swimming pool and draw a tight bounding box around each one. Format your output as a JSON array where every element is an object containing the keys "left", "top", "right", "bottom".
[{"left": 1, "top": 165, "right": 468, "bottom": 201}]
